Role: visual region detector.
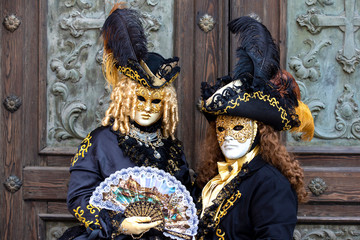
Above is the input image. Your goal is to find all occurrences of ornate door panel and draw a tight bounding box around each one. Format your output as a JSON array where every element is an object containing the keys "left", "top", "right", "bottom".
[
  {"left": 286, "top": 0, "right": 360, "bottom": 238},
  {"left": 1, "top": 0, "right": 179, "bottom": 239},
  {"left": 45, "top": 0, "right": 175, "bottom": 150},
  {"left": 1, "top": 0, "right": 40, "bottom": 239},
  {"left": 3, "top": 0, "right": 356, "bottom": 239},
  {"left": 174, "top": 0, "right": 230, "bottom": 169}
]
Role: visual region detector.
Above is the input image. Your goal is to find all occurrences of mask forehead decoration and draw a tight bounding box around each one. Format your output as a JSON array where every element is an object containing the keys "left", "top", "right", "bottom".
[
  {"left": 135, "top": 85, "right": 164, "bottom": 114},
  {"left": 216, "top": 115, "right": 257, "bottom": 146}
]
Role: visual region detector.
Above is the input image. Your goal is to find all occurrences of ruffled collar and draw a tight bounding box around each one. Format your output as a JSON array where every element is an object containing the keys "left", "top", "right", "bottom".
[{"left": 111, "top": 123, "right": 185, "bottom": 176}]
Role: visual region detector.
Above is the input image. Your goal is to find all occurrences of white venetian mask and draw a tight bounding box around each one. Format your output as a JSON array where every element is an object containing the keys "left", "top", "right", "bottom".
[{"left": 216, "top": 115, "right": 258, "bottom": 159}]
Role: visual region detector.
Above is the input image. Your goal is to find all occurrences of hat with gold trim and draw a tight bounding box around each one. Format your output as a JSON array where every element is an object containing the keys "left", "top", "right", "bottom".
[
  {"left": 101, "top": 3, "right": 180, "bottom": 89},
  {"left": 199, "top": 16, "right": 314, "bottom": 140}
]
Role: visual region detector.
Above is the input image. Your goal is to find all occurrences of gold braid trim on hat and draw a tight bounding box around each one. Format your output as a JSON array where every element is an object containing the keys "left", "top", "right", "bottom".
[
  {"left": 165, "top": 71, "right": 179, "bottom": 86},
  {"left": 140, "top": 60, "right": 179, "bottom": 88},
  {"left": 201, "top": 91, "right": 291, "bottom": 131},
  {"left": 118, "top": 65, "right": 151, "bottom": 88},
  {"left": 118, "top": 66, "right": 179, "bottom": 89},
  {"left": 102, "top": 50, "right": 179, "bottom": 89},
  {"left": 102, "top": 52, "right": 151, "bottom": 88}
]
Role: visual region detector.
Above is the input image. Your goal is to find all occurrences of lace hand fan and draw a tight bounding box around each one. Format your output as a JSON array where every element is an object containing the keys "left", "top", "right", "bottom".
[{"left": 90, "top": 166, "right": 198, "bottom": 240}]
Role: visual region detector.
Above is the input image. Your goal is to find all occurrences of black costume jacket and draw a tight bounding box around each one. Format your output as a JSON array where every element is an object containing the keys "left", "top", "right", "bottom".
[
  {"left": 196, "top": 155, "right": 298, "bottom": 240},
  {"left": 65, "top": 124, "right": 192, "bottom": 240}
]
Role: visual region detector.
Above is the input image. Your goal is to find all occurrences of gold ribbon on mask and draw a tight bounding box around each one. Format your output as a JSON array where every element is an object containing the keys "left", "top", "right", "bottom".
[{"left": 201, "top": 146, "right": 259, "bottom": 217}]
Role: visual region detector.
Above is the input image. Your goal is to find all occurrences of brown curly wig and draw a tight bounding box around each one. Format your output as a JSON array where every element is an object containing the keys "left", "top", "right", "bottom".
[{"left": 195, "top": 120, "right": 308, "bottom": 203}]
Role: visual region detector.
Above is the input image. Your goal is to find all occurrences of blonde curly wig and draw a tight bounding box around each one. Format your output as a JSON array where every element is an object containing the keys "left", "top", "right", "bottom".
[{"left": 101, "top": 74, "right": 179, "bottom": 139}]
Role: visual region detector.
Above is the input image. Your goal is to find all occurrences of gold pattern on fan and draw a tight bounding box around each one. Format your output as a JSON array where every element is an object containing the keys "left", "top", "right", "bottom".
[{"left": 124, "top": 201, "right": 165, "bottom": 231}]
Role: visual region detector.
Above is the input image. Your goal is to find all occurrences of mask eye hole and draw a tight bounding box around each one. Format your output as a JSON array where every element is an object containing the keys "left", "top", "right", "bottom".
[
  {"left": 233, "top": 125, "right": 244, "bottom": 131},
  {"left": 152, "top": 99, "right": 161, "bottom": 104},
  {"left": 217, "top": 127, "right": 225, "bottom": 132},
  {"left": 137, "top": 96, "right": 146, "bottom": 102}
]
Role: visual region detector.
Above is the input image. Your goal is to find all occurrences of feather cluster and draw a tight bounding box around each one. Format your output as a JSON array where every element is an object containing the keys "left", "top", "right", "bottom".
[
  {"left": 102, "top": 7, "right": 148, "bottom": 67},
  {"left": 228, "top": 16, "right": 280, "bottom": 94},
  {"left": 292, "top": 101, "right": 314, "bottom": 141},
  {"left": 200, "top": 16, "right": 314, "bottom": 140}
]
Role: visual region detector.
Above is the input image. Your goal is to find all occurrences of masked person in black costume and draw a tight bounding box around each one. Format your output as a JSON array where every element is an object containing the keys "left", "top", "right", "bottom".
[
  {"left": 60, "top": 3, "right": 192, "bottom": 240},
  {"left": 195, "top": 16, "right": 315, "bottom": 239}
]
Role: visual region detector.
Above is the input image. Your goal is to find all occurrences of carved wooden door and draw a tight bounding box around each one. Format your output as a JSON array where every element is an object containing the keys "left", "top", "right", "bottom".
[
  {"left": 286, "top": 1, "right": 360, "bottom": 239},
  {"left": 1, "top": 0, "right": 359, "bottom": 239},
  {"left": 179, "top": 0, "right": 360, "bottom": 239},
  {"left": 1, "top": 0, "right": 183, "bottom": 239}
]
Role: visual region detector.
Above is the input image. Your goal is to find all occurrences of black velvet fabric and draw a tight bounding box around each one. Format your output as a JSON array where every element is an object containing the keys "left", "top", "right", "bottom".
[
  {"left": 143, "top": 52, "right": 180, "bottom": 84},
  {"left": 123, "top": 52, "right": 180, "bottom": 89},
  {"left": 196, "top": 155, "right": 298, "bottom": 240},
  {"left": 64, "top": 126, "right": 192, "bottom": 240}
]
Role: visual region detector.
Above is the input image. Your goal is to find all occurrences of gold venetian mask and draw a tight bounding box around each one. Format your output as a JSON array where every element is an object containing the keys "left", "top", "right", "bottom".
[
  {"left": 133, "top": 85, "right": 164, "bottom": 126},
  {"left": 135, "top": 85, "right": 164, "bottom": 114},
  {"left": 216, "top": 115, "right": 257, "bottom": 147}
]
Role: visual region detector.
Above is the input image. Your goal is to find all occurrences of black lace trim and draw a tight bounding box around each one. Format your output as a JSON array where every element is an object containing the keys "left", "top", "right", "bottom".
[
  {"left": 207, "top": 85, "right": 242, "bottom": 110},
  {"left": 195, "top": 163, "right": 250, "bottom": 239},
  {"left": 112, "top": 128, "right": 185, "bottom": 176},
  {"left": 201, "top": 75, "right": 233, "bottom": 100}
]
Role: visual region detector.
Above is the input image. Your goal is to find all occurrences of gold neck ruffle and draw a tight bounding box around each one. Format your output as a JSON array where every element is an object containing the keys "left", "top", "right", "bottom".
[{"left": 200, "top": 146, "right": 259, "bottom": 217}]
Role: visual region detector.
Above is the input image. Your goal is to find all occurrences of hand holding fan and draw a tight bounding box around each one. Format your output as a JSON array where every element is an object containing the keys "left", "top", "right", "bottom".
[{"left": 90, "top": 166, "right": 198, "bottom": 240}]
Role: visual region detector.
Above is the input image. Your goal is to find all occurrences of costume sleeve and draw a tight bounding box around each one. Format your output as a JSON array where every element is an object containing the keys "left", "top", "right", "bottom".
[
  {"left": 174, "top": 153, "right": 201, "bottom": 203},
  {"left": 250, "top": 175, "right": 298, "bottom": 240},
  {"left": 66, "top": 131, "right": 129, "bottom": 239},
  {"left": 175, "top": 154, "right": 193, "bottom": 191}
]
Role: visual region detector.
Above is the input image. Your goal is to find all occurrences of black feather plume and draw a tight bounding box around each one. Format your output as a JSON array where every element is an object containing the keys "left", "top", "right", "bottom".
[
  {"left": 228, "top": 16, "right": 280, "bottom": 93},
  {"left": 102, "top": 8, "right": 148, "bottom": 66}
]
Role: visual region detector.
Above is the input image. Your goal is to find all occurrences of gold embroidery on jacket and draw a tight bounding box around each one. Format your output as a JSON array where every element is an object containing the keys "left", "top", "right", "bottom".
[
  {"left": 215, "top": 190, "right": 242, "bottom": 226},
  {"left": 216, "top": 228, "right": 225, "bottom": 240},
  {"left": 87, "top": 203, "right": 100, "bottom": 214},
  {"left": 71, "top": 133, "right": 92, "bottom": 166},
  {"left": 168, "top": 159, "right": 180, "bottom": 172},
  {"left": 111, "top": 218, "right": 122, "bottom": 239},
  {"left": 73, "top": 204, "right": 101, "bottom": 230}
]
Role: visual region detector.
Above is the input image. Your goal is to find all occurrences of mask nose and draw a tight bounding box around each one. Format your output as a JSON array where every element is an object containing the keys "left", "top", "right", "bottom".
[
  {"left": 144, "top": 101, "right": 151, "bottom": 112},
  {"left": 224, "top": 135, "right": 235, "bottom": 141}
]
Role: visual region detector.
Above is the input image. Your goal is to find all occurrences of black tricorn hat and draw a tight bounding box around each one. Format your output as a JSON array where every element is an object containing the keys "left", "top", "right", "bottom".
[
  {"left": 101, "top": 3, "right": 180, "bottom": 89},
  {"left": 199, "top": 16, "right": 314, "bottom": 140}
]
